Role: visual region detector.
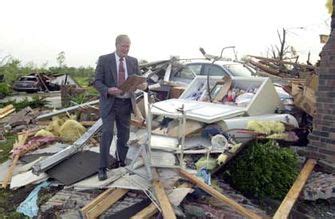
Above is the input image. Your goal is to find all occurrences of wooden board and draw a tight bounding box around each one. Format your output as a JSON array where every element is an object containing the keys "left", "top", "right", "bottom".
[
  {"left": 153, "top": 180, "right": 176, "bottom": 219},
  {"left": 273, "top": 159, "right": 316, "bottom": 219},
  {"left": 1, "top": 132, "right": 29, "bottom": 188},
  {"left": 82, "top": 188, "right": 128, "bottom": 219},
  {"left": 212, "top": 77, "right": 232, "bottom": 102},
  {"left": 131, "top": 203, "right": 158, "bottom": 219},
  {"left": 179, "top": 168, "right": 262, "bottom": 219}
]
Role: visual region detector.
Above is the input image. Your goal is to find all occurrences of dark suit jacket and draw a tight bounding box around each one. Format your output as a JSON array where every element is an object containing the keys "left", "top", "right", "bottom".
[{"left": 94, "top": 52, "right": 139, "bottom": 119}]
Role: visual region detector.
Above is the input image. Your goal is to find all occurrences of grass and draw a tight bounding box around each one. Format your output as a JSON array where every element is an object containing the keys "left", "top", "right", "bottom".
[{"left": 0, "top": 134, "right": 16, "bottom": 163}]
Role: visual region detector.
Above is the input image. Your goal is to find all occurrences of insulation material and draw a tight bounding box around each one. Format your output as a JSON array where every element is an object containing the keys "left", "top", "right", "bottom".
[
  {"left": 59, "top": 119, "right": 86, "bottom": 143},
  {"left": 247, "top": 120, "right": 285, "bottom": 135},
  {"left": 217, "top": 154, "right": 228, "bottom": 165},
  {"left": 11, "top": 136, "right": 59, "bottom": 157},
  {"left": 47, "top": 116, "right": 66, "bottom": 136},
  {"left": 195, "top": 157, "right": 217, "bottom": 170},
  {"left": 228, "top": 143, "right": 242, "bottom": 153},
  {"left": 34, "top": 129, "right": 55, "bottom": 137}
]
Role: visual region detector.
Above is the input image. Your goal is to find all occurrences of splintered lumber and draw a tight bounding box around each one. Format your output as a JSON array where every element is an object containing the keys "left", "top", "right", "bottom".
[
  {"left": 273, "top": 159, "right": 317, "bottom": 219},
  {"left": 153, "top": 181, "right": 176, "bottom": 219},
  {"left": 249, "top": 55, "right": 315, "bottom": 70},
  {"left": 131, "top": 203, "right": 158, "bottom": 219},
  {"left": 2, "top": 132, "right": 29, "bottom": 188},
  {"left": 152, "top": 168, "right": 176, "bottom": 219},
  {"left": 81, "top": 188, "right": 128, "bottom": 219},
  {"left": 132, "top": 182, "right": 191, "bottom": 219},
  {"left": 0, "top": 104, "right": 15, "bottom": 119},
  {"left": 249, "top": 60, "right": 280, "bottom": 75},
  {"left": 179, "top": 168, "right": 263, "bottom": 219}
]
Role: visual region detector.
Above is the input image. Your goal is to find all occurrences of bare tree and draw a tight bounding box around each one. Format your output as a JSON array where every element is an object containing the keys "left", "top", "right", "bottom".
[{"left": 56, "top": 51, "right": 66, "bottom": 67}]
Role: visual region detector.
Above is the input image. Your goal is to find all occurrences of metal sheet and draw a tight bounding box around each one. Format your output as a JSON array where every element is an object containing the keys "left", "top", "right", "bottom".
[{"left": 36, "top": 100, "right": 99, "bottom": 120}]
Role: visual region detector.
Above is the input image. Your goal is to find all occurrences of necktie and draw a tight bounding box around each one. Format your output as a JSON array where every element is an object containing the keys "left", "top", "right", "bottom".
[{"left": 118, "top": 57, "right": 125, "bottom": 86}]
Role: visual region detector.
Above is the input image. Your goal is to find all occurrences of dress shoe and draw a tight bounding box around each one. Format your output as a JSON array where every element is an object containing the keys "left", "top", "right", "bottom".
[
  {"left": 98, "top": 168, "right": 107, "bottom": 181},
  {"left": 118, "top": 161, "right": 126, "bottom": 167}
]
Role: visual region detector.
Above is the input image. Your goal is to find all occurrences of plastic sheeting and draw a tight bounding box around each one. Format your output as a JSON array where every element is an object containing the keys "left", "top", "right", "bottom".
[{"left": 17, "top": 181, "right": 50, "bottom": 218}]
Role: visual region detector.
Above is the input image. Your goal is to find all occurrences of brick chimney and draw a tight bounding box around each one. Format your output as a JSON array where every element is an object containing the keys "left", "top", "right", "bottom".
[{"left": 308, "top": 1, "right": 335, "bottom": 163}]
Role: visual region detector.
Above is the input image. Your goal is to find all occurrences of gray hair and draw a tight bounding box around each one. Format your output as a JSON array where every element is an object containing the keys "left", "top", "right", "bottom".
[{"left": 115, "top": 34, "right": 130, "bottom": 45}]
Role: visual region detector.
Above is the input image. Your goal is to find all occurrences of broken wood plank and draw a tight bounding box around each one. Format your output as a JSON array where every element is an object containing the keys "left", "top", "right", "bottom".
[
  {"left": 2, "top": 132, "right": 29, "bottom": 188},
  {"left": 131, "top": 203, "right": 158, "bottom": 219},
  {"left": 249, "top": 60, "right": 280, "bottom": 75},
  {"left": 153, "top": 180, "right": 176, "bottom": 219},
  {"left": 152, "top": 168, "right": 176, "bottom": 219},
  {"left": 179, "top": 168, "right": 263, "bottom": 219},
  {"left": 81, "top": 188, "right": 115, "bottom": 213},
  {"left": 2, "top": 155, "right": 19, "bottom": 188},
  {"left": 0, "top": 104, "right": 14, "bottom": 113},
  {"left": 273, "top": 159, "right": 317, "bottom": 219},
  {"left": 0, "top": 105, "right": 15, "bottom": 119},
  {"left": 131, "top": 182, "right": 191, "bottom": 219},
  {"left": 82, "top": 188, "right": 128, "bottom": 219},
  {"left": 212, "top": 77, "right": 232, "bottom": 102},
  {"left": 249, "top": 55, "right": 315, "bottom": 70}
]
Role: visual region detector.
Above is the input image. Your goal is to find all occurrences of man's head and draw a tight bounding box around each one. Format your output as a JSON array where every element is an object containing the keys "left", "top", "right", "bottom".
[{"left": 115, "top": 34, "right": 131, "bottom": 58}]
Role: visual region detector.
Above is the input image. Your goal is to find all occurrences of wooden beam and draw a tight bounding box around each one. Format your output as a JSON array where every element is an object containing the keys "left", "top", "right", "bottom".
[
  {"left": 179, "top": 168, "right": 263, "bottom": 219},
  {"left": 0, "top": 108, "right": 15, "bottom": 119},
  {"left": 249, "top": 55, "right": 315, "bottom": 69},
  {"left": 81, "top": 188, "right": 115, "bottom": 213},
  {"left": 1, "top": 155, "right": 19, "bottom": 188},
  {"left": 2, "top": 132, "right": 29, "bottom": 188},
  {"left": 273, "top": 159, "right": 317, "bottom": 219},
  {"left": 82, "top": 188, "right": 128, "bottom": 219},
  {"left": 131, "top": 182, "right": 191, "bottom": 219},
  {"left": 131, "top": 203, "right": 158, "bottom": 219},
  {"left": 153, "top": 180, "right": 176, "bottom": 219},
  {"left": 249, "top": 60, "right": 280, "bottom": 75},
  {"left": 0, "top": 104, "right": 14, "bottom": 114}
]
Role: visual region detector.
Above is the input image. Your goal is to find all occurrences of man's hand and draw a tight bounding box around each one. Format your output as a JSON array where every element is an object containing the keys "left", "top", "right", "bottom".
[{"left": 108, "top": 87, "right": 123, "bottom": 95}]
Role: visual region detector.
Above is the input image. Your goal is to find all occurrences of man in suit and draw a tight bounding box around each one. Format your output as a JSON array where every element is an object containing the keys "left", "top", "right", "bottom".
[{"left": 94, "top": 34, "right": 140, "bottom": 181}]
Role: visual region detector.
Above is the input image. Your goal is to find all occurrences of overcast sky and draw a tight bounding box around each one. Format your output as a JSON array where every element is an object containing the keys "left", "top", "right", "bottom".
[{"left": 0, "top": 0, "right": 331, "bottom": 67}]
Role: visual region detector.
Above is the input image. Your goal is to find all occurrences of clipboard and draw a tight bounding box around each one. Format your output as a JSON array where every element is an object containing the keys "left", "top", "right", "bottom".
[{"left": 118, "top": 75, "right": 146, "bottom": 93}]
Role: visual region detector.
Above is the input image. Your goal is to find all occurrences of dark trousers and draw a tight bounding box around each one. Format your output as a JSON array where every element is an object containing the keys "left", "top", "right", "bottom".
[{"left": 100, "top": 98, "right": 131, "bottom": 169}]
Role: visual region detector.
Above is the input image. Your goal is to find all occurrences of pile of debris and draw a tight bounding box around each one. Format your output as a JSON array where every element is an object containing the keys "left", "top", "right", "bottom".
[
  {"left": 0, "top": 59, "right": 333, "bottom": 218},
  {"left": 247, "top": 55, "right": 315, "bottom": 80}
]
